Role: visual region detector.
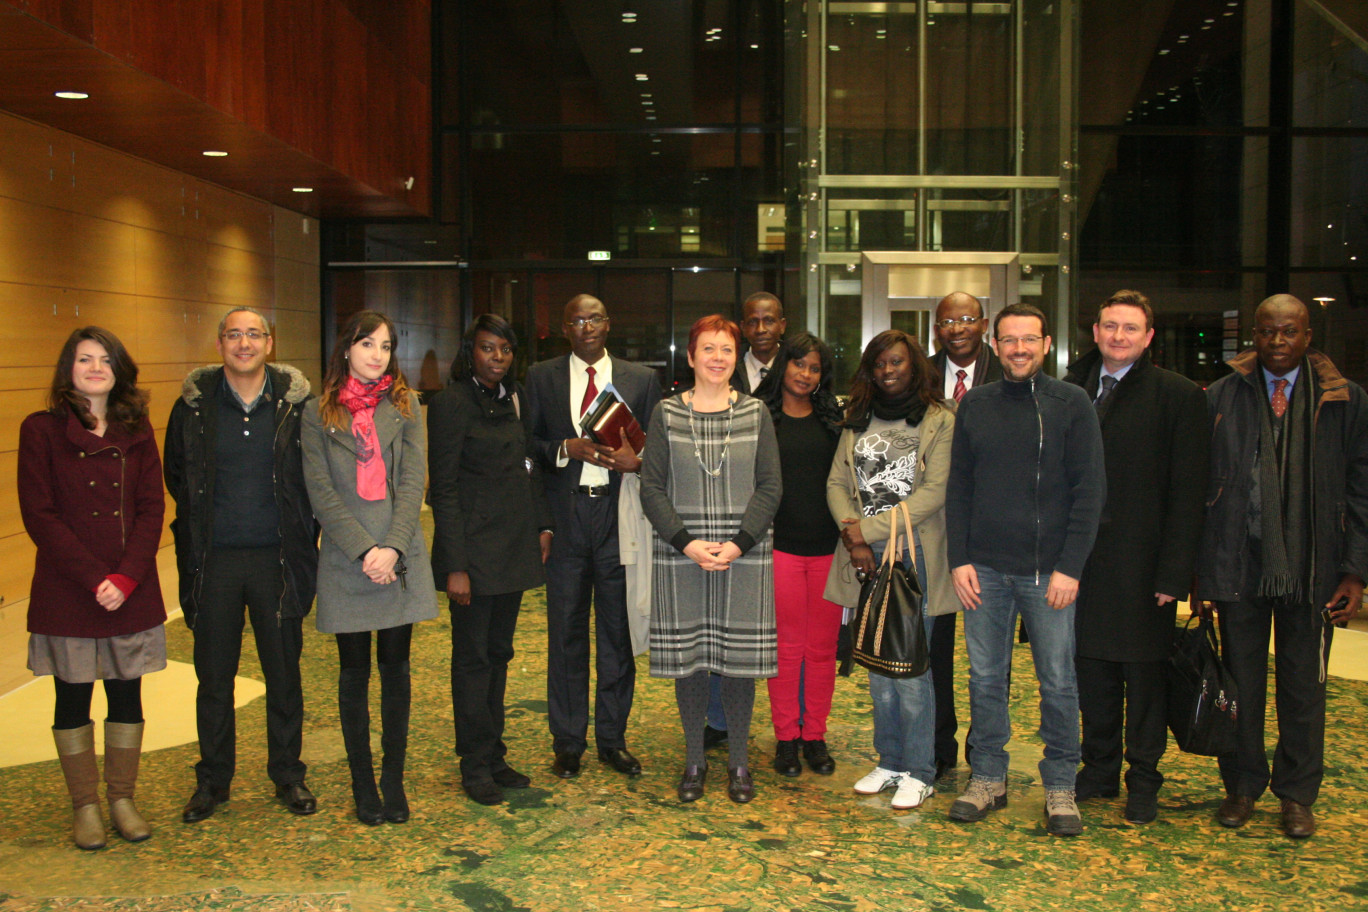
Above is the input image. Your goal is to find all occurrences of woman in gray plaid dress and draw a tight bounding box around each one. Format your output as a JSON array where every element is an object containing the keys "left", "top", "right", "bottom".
[{"left": 640, "top": 314, "right": 781, "bottom": 804}]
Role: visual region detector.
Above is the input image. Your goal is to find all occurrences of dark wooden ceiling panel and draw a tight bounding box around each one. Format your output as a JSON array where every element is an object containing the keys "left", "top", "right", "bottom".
[{"left": 0, "top": 0, "right": 431, "bottom": 218}]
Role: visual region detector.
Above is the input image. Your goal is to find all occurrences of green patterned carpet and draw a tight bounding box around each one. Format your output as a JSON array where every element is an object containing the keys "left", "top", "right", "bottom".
[{"left": 1, "top": 579, "right": 1367, "bottom": 911}]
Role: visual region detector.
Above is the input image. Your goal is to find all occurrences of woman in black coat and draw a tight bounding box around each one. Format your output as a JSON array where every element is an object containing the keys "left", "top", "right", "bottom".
[{"left": 428, "top": 314, "right": 553, "bottom": 805}]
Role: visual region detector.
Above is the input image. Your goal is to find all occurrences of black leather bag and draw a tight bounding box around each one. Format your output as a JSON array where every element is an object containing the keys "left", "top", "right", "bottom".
[
  {"left": 1167, "top": 615, "right": 1240, "bottom": 756},
  {"left": 851, "top": 502, "right": 929, "bottom": 679}
]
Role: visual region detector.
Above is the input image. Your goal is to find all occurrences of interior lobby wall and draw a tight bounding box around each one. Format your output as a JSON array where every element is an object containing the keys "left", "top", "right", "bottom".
[{"left": 0, "top": 109, "right": 320, "bottom": 692}]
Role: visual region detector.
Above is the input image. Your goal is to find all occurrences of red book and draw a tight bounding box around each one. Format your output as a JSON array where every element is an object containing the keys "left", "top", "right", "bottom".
[{"left": 580, "top": 387, "right": 646, "bottom": 454}]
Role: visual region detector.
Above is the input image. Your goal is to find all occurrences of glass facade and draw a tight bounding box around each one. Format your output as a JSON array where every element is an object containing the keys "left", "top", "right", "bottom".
[{"left": 323, "top": 0, "right": 1368, "bottom": 390}]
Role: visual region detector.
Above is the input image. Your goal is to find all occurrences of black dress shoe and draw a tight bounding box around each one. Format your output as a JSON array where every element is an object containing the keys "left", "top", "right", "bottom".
[
  {"left": 598, "top": 747, "right": 643, "bottom": 776},
  {"left": 1124, "top": 791, "right": 1158, "bottom": 824},
  {"left": 677, "top": 763, "right": 707, "bottom": 802},
  {"left": 276, "top": 782, "right": 318, "bottom": 815},
  {"left": 491, "top": 765, "right": 532, "bottom": 789},
  {"left": 935, "top": 759, "right": 957, "bottom": 783},
  {"left": 463, "top": 777, "right": 504, "bottom": 806},
  {"left": 1074, "top": 779, "right": 1120, "bottom": 802},
  {"left": 801, "top": 739, "right": 836, "bottom": 775},
  {"left": 1280, "top": 798, "right": 1315, "bottom": 838},
  {"left": 1217, "top": 794, "right": 1255, "bottom": 828},
  {"left": 181, "top": 783, "right": 230, "bottom": 823},
  {"left": 773, "top": 739, "right": 802, "bottom": 777},
  {"left": 727, "top": 767, "right": 756, "bottom": 804},
  {"left": 703, "top": 725, "right": 728, "bottom": 751},
  {"left": 551, "top": 751, "right": 582, "bottom": 779}
]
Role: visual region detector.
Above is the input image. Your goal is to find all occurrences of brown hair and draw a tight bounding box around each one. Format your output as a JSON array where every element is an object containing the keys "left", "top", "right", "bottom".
[
  {"left": 48, "top": 326, "right": 150, "bottom": 433},
  {"left": 318, "top": 310, "right": 415, "bottom": 430},
  {"left": 1097, "top": 289, "right": 1154, "bottom": 331}
]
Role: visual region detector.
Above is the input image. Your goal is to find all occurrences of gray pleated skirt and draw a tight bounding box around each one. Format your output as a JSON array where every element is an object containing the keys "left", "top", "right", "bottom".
[{"left": 28, "top": 626, "right": 167, "bottom": 682}]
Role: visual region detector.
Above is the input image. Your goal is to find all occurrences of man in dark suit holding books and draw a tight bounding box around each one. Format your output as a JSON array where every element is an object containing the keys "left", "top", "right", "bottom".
[{"left": 526, "top": 294, "right": 662, "bottom": 780}]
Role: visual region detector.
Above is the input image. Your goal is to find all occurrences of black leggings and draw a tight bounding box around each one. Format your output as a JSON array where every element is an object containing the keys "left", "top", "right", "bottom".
[
  {"left": 336, "top": 624, "right": 413, "bottom": 670},
  {"left": 53, "top": 677, "right": 143, "bottom": 730}
]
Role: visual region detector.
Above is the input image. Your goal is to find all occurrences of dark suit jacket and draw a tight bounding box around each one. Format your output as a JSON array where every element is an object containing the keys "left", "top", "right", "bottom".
[
  {"left": 1064, "top": 349, "right": 1210, "bottom": 662},
  {"left": 931, "top": 345, "right": 1002, "bottom": 394},
  {"left": 525, "top": 354, "right": 663, "bottom": 498}
]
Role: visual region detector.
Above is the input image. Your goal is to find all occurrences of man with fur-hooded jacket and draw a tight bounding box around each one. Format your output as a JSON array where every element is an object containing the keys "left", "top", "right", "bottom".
[{"left": 164, "top": 306, "right": 320, "bottom": 824}]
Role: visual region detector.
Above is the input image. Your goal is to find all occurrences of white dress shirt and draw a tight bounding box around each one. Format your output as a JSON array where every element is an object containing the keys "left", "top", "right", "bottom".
[
  {"left": 560, "top": 351, "right": 614, "bottom": 486},
  {"left": 743, "top": 350, "right": 774, "bottom": 393},
  {"left": 941, "top": 358, "right": 978, "bottom": 400}
]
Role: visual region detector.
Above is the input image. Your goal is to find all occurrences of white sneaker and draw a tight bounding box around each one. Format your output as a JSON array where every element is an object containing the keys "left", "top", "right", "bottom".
[
  {"left": 891, "top": 776, "right": 934, "bottom": 810},
  {"left": 853, "top": 767, "right": 904, "bottom": 795}
]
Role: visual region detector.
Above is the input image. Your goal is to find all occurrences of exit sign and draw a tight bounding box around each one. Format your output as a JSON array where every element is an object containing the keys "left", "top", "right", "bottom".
[{"left": 588, "top": 251, "right": 612, "bottom": 261}]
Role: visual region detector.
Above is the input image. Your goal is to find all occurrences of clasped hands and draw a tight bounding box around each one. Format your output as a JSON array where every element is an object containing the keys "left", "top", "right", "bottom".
[
  {"left": 684, "top": 539, "right": 742, "bottom": 571},
  {"left": 564, "top": 431, "right": 641, "bottom": 473},
  {"left": 363, "top": 545, "right": 400, "bottom": 585},
  {"left": 94, "top": 579, "right": 126, "bottom": 612}
]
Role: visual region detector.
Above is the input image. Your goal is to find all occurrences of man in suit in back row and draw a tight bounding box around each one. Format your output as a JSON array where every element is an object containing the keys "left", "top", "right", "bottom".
[
  {"left": 927, "top": 291, "right": 1001, "bottom": 782},
  {"left": 732, "top": 292, "right": 788, "bottom": 395},
  {"left": 525, "top": 294, "right": 663, "bottom": 780}
]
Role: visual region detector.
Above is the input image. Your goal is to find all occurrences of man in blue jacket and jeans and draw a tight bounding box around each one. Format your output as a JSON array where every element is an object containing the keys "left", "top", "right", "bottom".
[{"left": 945, "top": 303, "right": 1106, "bottom": 836}]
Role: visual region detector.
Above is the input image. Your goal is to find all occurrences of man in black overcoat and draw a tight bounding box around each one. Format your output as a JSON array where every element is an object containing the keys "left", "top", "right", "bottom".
[
  {"left": 928, "top": 291, "right": 1002, "bottom": 780},
  {"left": 1064, "top": 290, "right": 1210, "bottom": 824},
  {"left": 525, "top": 294, "right": 662, "bottom": 780}
]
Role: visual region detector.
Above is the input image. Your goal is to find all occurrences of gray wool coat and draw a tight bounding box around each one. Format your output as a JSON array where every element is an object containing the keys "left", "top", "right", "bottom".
[{"left": 301, "top": 391, "right": 437, "bottom": 634}]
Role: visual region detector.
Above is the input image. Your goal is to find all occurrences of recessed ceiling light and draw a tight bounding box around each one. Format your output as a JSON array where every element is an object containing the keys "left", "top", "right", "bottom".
[
  {"left": 829, "top": 45, "right": 840, "bottom": 51},
  {"left": 622, "top": 12, "right": 637, "bottom": 22},
  {"left": 292, "top": 187, "right": 313, "bottom": 193},
  {"left": 629, "top": 47, "right": 643, "bottom": 53},
  {"left": 54, "top": 91, "right": 89, "bottom": 100},
  {"left": 203, "top": 150, "right": 228, "bottom": 157},
  {"left": 635, "top": 73, "right": 649, "bottom": 81},
  {"left": 646, "top": 115, "right": 656, "bottom": 121},
  {"left": 750, "top": 43, "right": 759, "bottom": 49}
]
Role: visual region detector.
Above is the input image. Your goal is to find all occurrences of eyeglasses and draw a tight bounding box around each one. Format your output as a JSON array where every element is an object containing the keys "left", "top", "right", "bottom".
[
  {"left": 221, "top": 330, "right": 270, "bottom": 342},
  {"left": 996, "top": 335, "right": 1043, "bottom": 347},
  {"left": 1254, "top": 326, "right": 1303, "bottom": 340},
  {"left": 936, "top": 315, "right": 983, "bottom": 329},
  {"left": 565, "top": 315, "right": 608, "bottom": 329}
]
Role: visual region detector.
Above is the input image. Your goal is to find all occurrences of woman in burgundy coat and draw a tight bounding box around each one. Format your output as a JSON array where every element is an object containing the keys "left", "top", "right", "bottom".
[{"left": 19, "top": 327, "right": 166, "bottom": 850}]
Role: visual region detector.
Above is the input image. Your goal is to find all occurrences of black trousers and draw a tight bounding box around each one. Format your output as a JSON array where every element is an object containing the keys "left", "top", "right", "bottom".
[
  {"left": 544, "top": 491, "right": 635, "bottom": 755},
  {"left": 1217, "top": 588, "right": 1332, "bottom": 806},
  {"left": 192, "top": 546, "right": 306, "bottom": 789},
  {"left": 450, "top": 592, "right": 522, "bottom": 781},
  {"left": 930, "top": 612, "right": 961, "bottom": 766},
  {"left": 1075, "top": 655, "right": 1168, "bottom": 795}
]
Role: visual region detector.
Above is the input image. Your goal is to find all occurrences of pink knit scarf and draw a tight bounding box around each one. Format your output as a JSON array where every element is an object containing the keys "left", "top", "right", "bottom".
[{"left": 337, "top": 374, "right": 393, "bottom": 501}]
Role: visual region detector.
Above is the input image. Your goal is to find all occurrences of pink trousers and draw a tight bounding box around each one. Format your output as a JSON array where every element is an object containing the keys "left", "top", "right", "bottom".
[{"left": 767, "top": 550, "right": 844, "bottom": 741}]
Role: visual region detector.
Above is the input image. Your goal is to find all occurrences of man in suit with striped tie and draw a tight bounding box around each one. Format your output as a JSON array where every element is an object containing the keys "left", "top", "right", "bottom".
[{"left": 927, "top": 291, "right": 1002, "bottom": 783}]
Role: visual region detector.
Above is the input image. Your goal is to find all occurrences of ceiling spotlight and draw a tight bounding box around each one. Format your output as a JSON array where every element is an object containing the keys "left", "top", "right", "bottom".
[
  {"left": 54, "top": 91, "right": 89, "bottom": 100},
  {"left": 749, "top": 43, "right": 758, "bottom": 49},
  {"left": 1314, "top": 296, "right": 1335, "bottom": 307},
  {"left": 203, "top": 150, "right": 228, "bottom": 157},
  {"left": 622, "top": 12, "right": 637, "bottom": 22},
  {"left": 292, "top": 187, "right": 313, "bottom": 193},
  {"left": 635, "top": 73, "right": 649, "bottom": 81},
  {"left": 629, "top": 47, "right": 643, "bottom": 53}
]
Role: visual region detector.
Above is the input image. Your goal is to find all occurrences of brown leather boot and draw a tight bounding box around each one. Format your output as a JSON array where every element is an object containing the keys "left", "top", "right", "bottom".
[
  {"left": 53, "top": 723, "right": 106, "bottom": 850},
  {"left": 104, "top": 721, "right": 151, "bottom": 842}
]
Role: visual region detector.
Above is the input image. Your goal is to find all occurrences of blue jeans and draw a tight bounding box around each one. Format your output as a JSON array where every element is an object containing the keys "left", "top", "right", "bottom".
[
  {"left": 868, "top": 541, "right": 937, "bottom": 784},
  {"left": 962, "top": 564, "right": 1079, "bottom": 790}
]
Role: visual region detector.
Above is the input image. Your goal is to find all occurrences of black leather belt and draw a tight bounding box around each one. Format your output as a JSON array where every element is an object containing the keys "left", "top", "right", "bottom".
[{"left": 575, "top": 485, "right": 611, "bottom": 497}]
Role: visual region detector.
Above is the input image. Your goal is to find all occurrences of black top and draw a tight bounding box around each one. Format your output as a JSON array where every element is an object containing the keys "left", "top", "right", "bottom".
[
  {"left": 946, "top": 372, "right": 1105, "bottom": 579},
  {"left": 772, "top": 413, "right": 840, "bottom": 556},
  {"left": 211, "top": 376, "right": 281, "bottom": 549}
]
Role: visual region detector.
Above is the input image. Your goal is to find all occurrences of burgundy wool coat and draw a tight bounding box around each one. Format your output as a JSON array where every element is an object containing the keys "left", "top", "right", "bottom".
[{"left": 18, "top": 407, "right": 166, "bottom": 638}]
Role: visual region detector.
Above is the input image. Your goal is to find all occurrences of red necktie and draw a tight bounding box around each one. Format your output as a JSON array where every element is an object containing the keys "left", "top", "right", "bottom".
[
  {"left": 1271, "top": 378, "right": 1288, "bottom": 419},
  {"left": 953, "top": 369, "right": 967, "bottom": 403},
  {"left": 580, "top": 365, "right": 598, "bottom": 416}
]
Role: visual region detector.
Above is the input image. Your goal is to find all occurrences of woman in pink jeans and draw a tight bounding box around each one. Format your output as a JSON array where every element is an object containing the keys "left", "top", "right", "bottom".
[{"left": 754, "top": 333, "right": 845, "bottom": 776}]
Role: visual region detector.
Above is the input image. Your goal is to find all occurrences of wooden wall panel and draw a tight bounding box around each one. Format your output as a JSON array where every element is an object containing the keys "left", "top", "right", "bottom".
[{"left": 0, "top": 108, "right": 321, "bottom": 688}]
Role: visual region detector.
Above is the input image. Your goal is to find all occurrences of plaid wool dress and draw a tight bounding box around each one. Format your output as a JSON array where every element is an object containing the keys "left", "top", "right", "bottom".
[{"left": 639, "top": 394, "right": 782, "bottom": 679}]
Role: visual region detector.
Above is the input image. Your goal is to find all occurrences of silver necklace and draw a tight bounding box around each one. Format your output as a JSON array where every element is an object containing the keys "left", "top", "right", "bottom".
[{"left": 687, "top": 394, "right": 734, "bottom": 477}]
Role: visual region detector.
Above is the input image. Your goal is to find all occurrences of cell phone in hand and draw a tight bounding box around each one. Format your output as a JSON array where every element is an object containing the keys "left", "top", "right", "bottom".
[{"left": 1323, "top": 596, "right": 1349, "bottom": 627}]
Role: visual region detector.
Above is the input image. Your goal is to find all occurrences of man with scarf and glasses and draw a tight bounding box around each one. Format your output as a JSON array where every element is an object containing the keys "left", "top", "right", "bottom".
[{"left": 1195, "top": 294, "right": 1368, "bottom": 839}]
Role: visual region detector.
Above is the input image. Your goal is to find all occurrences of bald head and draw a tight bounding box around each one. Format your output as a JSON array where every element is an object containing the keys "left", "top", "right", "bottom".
[
  {"left": 933, "top": 291, "right": 988, "bottom": 368},
  {"left": 1253, "top": 294, "right": 1311, "bottom": 377}
]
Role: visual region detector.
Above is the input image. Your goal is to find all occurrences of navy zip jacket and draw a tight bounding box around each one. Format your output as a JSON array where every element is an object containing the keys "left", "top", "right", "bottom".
[{"left": 946, "top": 371, "right": 1106, "bottom": 580}]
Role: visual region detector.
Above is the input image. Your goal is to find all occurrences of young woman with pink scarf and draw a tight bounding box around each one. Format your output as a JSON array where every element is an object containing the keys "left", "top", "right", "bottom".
[{"left": 302, "top": 310, "right": 437, "bottom": 825}]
